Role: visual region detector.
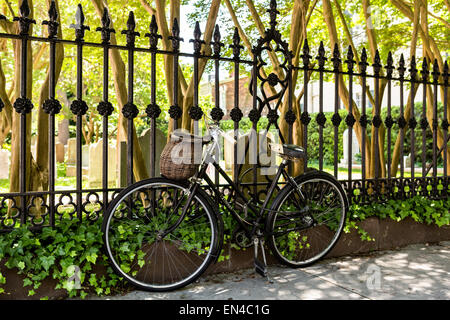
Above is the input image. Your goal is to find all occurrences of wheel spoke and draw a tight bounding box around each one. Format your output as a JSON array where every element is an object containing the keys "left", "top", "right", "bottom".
[
  {"left": 104, "top": 180, "right": 218, "bottom": 291},
  {"left": 269, "top": 176, "right": 346, "bottom": 266}
]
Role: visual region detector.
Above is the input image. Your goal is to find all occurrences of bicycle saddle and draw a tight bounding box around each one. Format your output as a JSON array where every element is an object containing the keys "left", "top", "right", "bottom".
[
  {"left": 270, "top": 143, "right": 306, "bottom": 159},
  {"left": 171, "top": 131, "right": 212, "bottom": 145}
]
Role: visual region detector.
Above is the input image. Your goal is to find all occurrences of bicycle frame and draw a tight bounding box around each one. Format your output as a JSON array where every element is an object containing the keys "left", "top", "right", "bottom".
[{"left": 162, "top": 125, "right": 306, "bottom": 241}]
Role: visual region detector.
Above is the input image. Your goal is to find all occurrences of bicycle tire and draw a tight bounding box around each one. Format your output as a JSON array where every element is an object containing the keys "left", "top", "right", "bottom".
[
  {"left": 102, "top": 178, "right": 222, "bottom": 292},
  {"left": 266, "top": 170, "right": 348, "bottom": 268}
]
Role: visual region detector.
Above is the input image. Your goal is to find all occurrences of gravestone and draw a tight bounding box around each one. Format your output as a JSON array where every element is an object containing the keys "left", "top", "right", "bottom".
[
  {"left": 404, "top": 154, "right": 411, "bottom": 168},
  {"left": 118, "top": 128, "right": 167, "bottom": 188},
  {"left": 340, "top": 129, "right": 359, "bottom": 166},
  {"left": 139, "top": 128, "right": 167, "bottom": 178},
  {"left": 0, "top": 149, "right": 10, "bottom": 179},
  {"left": 224, "top": 130, "right": 278, "bottom": 202},
  {"left": 67, "top": 138, "right": 77, "bottom": 165},
  {"left": 56, "top": 142, "right": 65, "bottom": 163},
  {"left": 224, "top": 130, "right": 278, "bottom": 179},
  {"left": 66, "top": 138, "right": 77, "bottom": 177},
  {"left": 58, "top": 119, "right": 69, "bottom": 145},
  {"left": 88, "top": 139, "right": 117, "bottom": 188},
  {"left": 82, "top": 145, "right": 89, "bottom": 168},
  {"left": 223, "top": 130, "right": 235, "bottom": 171}
]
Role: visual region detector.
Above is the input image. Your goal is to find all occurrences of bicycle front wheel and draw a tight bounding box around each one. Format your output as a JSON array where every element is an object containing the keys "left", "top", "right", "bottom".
[
  {"left": 102, "top": 178, "right": 221, "bottom": 292},
  {"left": 267, "top": 171, "right": 347, "bottom": 268}
]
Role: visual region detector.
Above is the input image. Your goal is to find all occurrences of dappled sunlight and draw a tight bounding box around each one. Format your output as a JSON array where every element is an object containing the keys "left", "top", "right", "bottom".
[{"left": 85, "top": 242, "right": 450, "bottom": 300}]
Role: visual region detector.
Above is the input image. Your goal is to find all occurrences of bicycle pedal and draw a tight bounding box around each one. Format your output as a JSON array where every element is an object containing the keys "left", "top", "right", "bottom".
[{"left": 254, "top": 258, "right": 267, "bottom": 278}]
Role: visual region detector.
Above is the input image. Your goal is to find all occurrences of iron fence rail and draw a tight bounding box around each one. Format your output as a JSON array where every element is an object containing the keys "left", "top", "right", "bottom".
[{"left": 0, "top": 0, "right": 448, "bottom": 231}]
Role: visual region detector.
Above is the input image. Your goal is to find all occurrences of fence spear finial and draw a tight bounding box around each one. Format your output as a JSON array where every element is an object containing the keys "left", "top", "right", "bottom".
[
  {"left": 42, "top": 0, "right": 59, "bottom": 39},
  {"left": 316, "top": 41, "right": 327, "bottom": 70},
  {"left": 267, "top": 0, "right": 279, "bottom": 29},
  {"left": 398, "top": 53, "right": 406, "bottom": 79},
  {"left": 331, "top": 43, "right": 341, "bottom": 71},
  {"left": 122, "top": 11, "right": 140, "bottom": 47},
  {"left": 372, "top": 49, "right": 382, "bottom": 76},
  {"left": 421, "top": 57, "right": 429, "bottom": 82},
  {"left": 212, "top": 25, "right": 224, "bottom": 56},
  {"left": 127, "top": 11, "right": 135, "bottom": 31},
  {"left": 14, "top": 0, "right": 36, "bottom": 35},
  {"left": 145, "top": 15, "right": 162, "bottom": 50},
  {"left": 385, "top": 51, "right": 394, "bottom": 78},
  {"left": 230, "top": 27, "right": 243, "bottom": 59},
  {"left": 359, "top": 47, "right": 368, "bottom": 74},
  {"left": 431, "top": 59, "right": 440, "bottom": 84},
  {"left": 345, "top": 45, "right": 355, "bottom": 73},
  {"left": 20, "top": 0, "right": 30, "bottom": 18},
  {"left": 410, "top": 55, "right": 417, "bottom": 80},
  {"left": 70, "top": 4, "right": 90, "bottom": 41},
  {"left": 168, "top": 18, "right": 183, "bottom": 52},
  {"left": 190, "top": 21, "right": 205, "bottom": 55},
  {"left": 300, "top": 39, "right": 311, "bottom": 68},
  {"left": 96, "top": 7, "right": 115, "bottom": 44}
]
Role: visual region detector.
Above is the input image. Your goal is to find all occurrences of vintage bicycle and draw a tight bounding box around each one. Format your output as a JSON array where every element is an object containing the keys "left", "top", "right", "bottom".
[{"left": 102, "top": 120, "right": 348, "bottom": 292}]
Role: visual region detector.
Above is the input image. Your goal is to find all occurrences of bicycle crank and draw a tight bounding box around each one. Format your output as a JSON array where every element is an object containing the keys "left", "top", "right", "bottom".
[{"left": 232, "top": 227, "right": 253, "bottom": 249}]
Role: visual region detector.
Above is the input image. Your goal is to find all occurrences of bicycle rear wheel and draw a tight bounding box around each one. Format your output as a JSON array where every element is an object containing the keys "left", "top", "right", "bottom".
[
  {"left": 266, "top": 171, "right": 347, "bottom": 267},
  {"left": 102, "top": 178, "right": 221, "bottom": 291}
]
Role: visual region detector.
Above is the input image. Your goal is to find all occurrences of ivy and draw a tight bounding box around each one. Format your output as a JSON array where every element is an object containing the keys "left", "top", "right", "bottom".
[
  {"left": 345, "top": 196, "right": 450, "bottom": 241},
  {"left": 0, "top": 218, "right": 128, "bottom": 299},
  {"left": 0, "top": 196, "right": 449, "bottom": 299}
]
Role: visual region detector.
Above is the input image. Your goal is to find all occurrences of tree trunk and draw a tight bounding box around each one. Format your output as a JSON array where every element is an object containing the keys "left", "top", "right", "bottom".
[
  {"left": 34, "top": 0, "right": 64, "bottom": 192},
  {"left": 9, "top": 0, "right": 37, "bottom": 195},
  {"left": 322, "top": 0, "right": 372, "bottom": 177},
  {"left": 91, "top": 0, "right": 149, "bottom": 182},
  {"left": 181, "top": 0, "right": 221, "bottom": 131}
]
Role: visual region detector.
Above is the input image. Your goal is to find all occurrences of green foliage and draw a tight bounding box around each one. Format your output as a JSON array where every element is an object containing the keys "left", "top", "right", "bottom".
[
  {"left": 0, "top": 218, "right": 127, "bottom": 299},
  {"left": 345, "top": 196, "right": 450, "bottom": 241},
  {"left": 306, "top": 109, "right": 348, "bottom": 165},
  {"left": 0, "top": 194, "right": 449, "bottom": 298},
  {"left": 306, "top": 101, "right": 446, "bottom": 166},
  {"left": 219, "top": 117, "right": 271, "bottom": 133}
]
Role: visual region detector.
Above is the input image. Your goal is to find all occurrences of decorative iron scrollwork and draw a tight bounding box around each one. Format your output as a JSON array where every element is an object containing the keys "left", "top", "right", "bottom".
[
  {"left": 230, "top": 107, "right": 243, "bottom": 122},
  {"left": 146, "top": 103, "right": 161, "bottom": 119},
  {"left": 70, "top": 99, "right": 88, "bottom": 116},
  {"left": 248, "top": 0, "right": 293, "bottom": 141},
  {"left": 189, "top": 105, "right": 203, "bottom": 121},
  {"left": 13, "top": 97, "right": 33, "bottom": 114},
  {"left": 122, "top": 102, "right": 139, "bottom": 119},
  {"left": 169, "top": 105, "right": 182, "bottom": 120},
  {"left": 43, "top": 98, "right": 62, "bottom": 115},
  {"left": 97, "top": 101, "right": 114, "bottom": 117}
]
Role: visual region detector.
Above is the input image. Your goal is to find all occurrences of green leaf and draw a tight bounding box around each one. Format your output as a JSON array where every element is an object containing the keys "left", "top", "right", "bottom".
[
  {"left": 86, "top": 252, "right": 98, "bottom": 264},
  {"left": 80, "top": 291, "right": 87, "bottom": 299},
  {"left": 39, "top": 256, "right": 55, "bottom": 272},
  {"left": 23, "top": 278, "right": 33, "bottom": 287}
]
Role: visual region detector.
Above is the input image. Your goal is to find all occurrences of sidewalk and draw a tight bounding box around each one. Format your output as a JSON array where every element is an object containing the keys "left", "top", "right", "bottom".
[{"left": 93, "top": 242, "right": 450, "bottom": 300}]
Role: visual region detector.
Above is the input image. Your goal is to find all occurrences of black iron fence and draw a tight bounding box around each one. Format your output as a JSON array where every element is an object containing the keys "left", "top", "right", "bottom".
[{"left": 0, "top": 0, "right": 448, "bottom": 231}]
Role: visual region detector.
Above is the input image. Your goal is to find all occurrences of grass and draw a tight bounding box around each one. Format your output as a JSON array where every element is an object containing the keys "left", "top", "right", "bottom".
[
  {"left": 0, "top": 179, "right": 8, "bottom": 193},
  {"left": 0, "top": 162, "right": 444, "bottom": 194},
  {"left": 0, "top": 177, "right": 89, "bottom": 193}
]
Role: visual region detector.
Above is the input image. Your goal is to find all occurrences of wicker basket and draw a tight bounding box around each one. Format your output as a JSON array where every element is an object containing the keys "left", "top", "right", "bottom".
[{"left": 160, "top": 133, "right": 203, "bottom": 180}]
